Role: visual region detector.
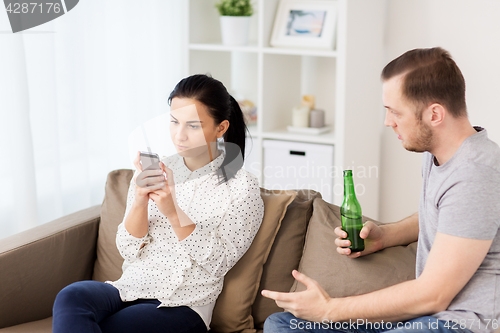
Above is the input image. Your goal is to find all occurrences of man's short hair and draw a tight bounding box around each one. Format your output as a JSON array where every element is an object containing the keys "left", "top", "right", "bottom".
[{"left": 381, "top": 47, "right": 467, "bottom": 118}]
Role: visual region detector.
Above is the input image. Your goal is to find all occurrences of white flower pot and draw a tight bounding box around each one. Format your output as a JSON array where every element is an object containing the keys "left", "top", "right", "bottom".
[{"left": 220, "top": 16, "right": 251, "bottom": 46}]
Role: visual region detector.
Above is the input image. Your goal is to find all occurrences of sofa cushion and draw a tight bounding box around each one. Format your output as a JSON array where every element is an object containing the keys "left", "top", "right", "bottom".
[
  {"left": 210, "top": 188, "right": 296, "bottom": 333},
  {"left": 91, "top": 168, "right": 296, "bottom": 332},
  {"left": 251, "top": 189, "right": 322, "bottom": 330},
  {"left": 0, "top": 317, "right": 52, "bottom": 333},
  {"left": 290, "top": 198, "right": 417, "bottom": 297},
  {"left": 92, "top": 169, "right": 133, "bottom": 282}
]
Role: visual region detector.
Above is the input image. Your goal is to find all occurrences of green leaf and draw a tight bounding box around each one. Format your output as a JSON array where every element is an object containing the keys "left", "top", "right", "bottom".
[{"left": 215, "top": 0, "right": 253, "bottom": 16}]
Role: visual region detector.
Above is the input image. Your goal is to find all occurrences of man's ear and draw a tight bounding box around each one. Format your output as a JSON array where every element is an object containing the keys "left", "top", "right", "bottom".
[
  {"left": 217, "top": 120, "right": 230, "bottom": 138},
  {"left": 428, "top": 103, "right": 445, "bottom": 127}
]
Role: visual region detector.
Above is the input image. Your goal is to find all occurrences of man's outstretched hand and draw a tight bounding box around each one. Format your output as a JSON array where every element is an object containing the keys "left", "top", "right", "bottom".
[{"left": 261, "top": 270, "right": 333, "bottom": 322}]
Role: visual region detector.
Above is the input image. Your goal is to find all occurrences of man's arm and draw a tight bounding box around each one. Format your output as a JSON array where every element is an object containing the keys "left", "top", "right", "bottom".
[
  {"left": 328, "top": 232, "right": 491, "bottom": 322},
  {"left": 380, "top": 212, "right": 419, "bottom": 248},
  {"left": 263, "top": 232, "right": 492, "bottom": 323}
]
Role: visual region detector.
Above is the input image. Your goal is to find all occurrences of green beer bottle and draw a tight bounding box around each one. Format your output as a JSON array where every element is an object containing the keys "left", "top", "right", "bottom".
[{"left": 340, "top": 170, "right": 365, "bottom": 252}]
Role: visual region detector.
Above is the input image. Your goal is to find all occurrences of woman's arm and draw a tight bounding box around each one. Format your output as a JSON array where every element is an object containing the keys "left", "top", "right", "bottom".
[
  {"left": 148, "top": 163, "right": 264, "bottom": 276},
  {"left": 147, "top": 163, "right": 196, "bottom": 241},
  {"left": 124, "top": 153, "right": 165, "bottom": 237},
  {"left": 116, "top": 180, "right": 152, "bottom": 262},
  {"left": 116, "top": 153, "right": 165, "bottom": 262}
]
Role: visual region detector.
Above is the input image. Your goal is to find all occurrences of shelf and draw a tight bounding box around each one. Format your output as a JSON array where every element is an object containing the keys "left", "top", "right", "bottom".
[
  {"left": 262, "top": 47, "right": 338, "bottom": 58},
  {"left": 189, "top": 43, "right": 337, "bottom": 57},
  {"left": 187, "top": 0, "right": 385, "bottom": 216},
  {"left": 261, "top": 128, "right": 336, "bottom": 145},
  {"left": 189, "top": 43, "right": 260, "bottom": 53}
]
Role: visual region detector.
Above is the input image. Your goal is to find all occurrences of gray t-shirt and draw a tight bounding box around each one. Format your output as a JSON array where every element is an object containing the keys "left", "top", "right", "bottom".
[{"left": 417, "top": 127, "right": 500, "bottom": 333}]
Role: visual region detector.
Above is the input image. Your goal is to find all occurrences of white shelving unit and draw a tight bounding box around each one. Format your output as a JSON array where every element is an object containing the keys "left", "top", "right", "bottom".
[{"left": 184, "top": 0, "right": 385, "bottom": 219}]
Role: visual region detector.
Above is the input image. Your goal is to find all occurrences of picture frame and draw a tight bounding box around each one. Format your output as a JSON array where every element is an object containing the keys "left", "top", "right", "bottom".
[{"left": 270, "top": 0, "right": 338, "bottom": 50}]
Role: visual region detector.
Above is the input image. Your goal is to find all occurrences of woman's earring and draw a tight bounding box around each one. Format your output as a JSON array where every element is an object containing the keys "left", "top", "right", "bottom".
[{"left": 217, "top": 136, "right": 225, "bottom": 151}]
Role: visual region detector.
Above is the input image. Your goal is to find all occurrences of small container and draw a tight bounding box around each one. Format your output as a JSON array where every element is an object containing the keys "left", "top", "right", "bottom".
[
  {"left": 292, "top": 106, "right": 310, "bottom": 128},
  {"left": 309, "top": 109, "right": 325, "bottom": 128}
]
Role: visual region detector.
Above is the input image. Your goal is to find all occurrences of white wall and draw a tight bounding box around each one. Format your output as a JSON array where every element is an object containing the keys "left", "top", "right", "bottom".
[{"left": 379, "top": 0, "right": 500, "bottom": 222}]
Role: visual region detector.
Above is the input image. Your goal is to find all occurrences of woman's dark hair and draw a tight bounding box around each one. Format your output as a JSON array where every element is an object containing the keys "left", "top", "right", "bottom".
[{"left": 168, "top": 74, "right": 248, "bottom": 184}]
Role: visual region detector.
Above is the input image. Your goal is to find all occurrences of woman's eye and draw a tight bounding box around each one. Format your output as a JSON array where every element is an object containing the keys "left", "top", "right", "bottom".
[
  {"left": 189, "top": 125, "right": 200, "bottom": 129},
  {"left": 170, "top": 120, "right": 178, "bottom": 124}
]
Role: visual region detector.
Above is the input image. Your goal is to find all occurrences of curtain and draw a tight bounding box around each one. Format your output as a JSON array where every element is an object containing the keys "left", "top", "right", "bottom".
[{"left": 0, "top": 0, "right": 185, "bottom": 239}]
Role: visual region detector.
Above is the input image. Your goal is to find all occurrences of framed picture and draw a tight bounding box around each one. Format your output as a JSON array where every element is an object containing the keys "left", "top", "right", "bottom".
[{"left": 270, "top": 0, "right": 337, "bottom": 50}]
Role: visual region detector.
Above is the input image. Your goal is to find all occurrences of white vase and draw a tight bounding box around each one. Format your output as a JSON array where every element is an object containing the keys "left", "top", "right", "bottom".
[{"left": 220, "top": 16, "right": 251, "bottom": 46}]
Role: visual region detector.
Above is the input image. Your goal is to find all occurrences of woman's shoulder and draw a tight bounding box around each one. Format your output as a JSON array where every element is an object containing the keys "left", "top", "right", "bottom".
[
  {"left": 161, "top": 154, "right": 182, "bottom": 168},
  {"left": 227, "top": 167, "right": 260, "bottom": 191}
]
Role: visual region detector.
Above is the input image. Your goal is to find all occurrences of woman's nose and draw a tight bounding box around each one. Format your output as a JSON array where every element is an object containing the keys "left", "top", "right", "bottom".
[{"left": 175, "top": 126, "right": 188, "bottom": 141}]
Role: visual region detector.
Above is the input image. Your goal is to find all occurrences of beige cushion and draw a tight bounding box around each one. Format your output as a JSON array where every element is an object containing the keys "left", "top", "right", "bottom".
[
  {"left": 290, "top": 198, "right": 417, "bottom": 297},
  {"left": 210, "top": 188, "right": 297, "bottom": 333},
  {"left": 252, "top": 190, "right": 322, "bottom": 329},
  {"left": 92, "top": 169, "right": 133, "bottom": 282},
  {"left": 91, "top": 169, "right": 296, "bottom": 332}
]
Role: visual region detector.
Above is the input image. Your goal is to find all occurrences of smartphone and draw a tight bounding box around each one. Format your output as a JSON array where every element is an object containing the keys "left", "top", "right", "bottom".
[{"left": 140, "top": 151, "right": 161, "bottom": 171}]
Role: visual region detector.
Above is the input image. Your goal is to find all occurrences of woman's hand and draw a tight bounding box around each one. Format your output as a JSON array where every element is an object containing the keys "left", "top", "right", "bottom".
[
  {"left": 148, "top": 162, "right": 177, "bottom": 218},
  {"left": 133, "top": 151, "right": 166, "bottom": 207},
  {"left": 334, "top": 221, "right": 385, "bottom": 258}
]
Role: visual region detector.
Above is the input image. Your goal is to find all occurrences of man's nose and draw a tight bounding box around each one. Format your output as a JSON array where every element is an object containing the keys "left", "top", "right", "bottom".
[{"left": 384, "top": 110, "right": 395, "bottom": 127}]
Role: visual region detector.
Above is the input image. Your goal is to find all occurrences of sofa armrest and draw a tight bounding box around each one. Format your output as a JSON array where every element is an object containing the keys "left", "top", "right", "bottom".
[{"left": 0, "top": 205, "right": 101, "bottom": 329}]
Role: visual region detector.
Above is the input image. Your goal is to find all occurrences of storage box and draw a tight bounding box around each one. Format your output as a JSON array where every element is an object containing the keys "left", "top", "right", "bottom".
[{"left": 263, "top": 140, "right": 334, "bottom": 202}]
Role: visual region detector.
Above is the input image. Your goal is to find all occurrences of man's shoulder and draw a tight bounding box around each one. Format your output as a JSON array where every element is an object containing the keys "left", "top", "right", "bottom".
[{"left": 463, "top": 129, "right": 500, "bottom": 174}]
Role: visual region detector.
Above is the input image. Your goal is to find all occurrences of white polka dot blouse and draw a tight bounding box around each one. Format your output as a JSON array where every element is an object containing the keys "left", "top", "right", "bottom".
[{"left": 107, "top": 151, "right": 264, "bottom": 311}]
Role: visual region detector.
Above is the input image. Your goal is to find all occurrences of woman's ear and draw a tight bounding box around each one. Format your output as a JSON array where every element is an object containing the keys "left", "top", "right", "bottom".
[{"left": 217, "top": 120, "right": 230, "bottom": 138}]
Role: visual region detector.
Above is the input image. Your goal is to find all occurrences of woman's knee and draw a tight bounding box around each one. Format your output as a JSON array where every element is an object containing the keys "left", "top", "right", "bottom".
[
  {"left": 54, "top": 281, "right": 111, "bottom": 311},
  {"left": 55, "top": 281, "right": 89, "bottom": 308}
]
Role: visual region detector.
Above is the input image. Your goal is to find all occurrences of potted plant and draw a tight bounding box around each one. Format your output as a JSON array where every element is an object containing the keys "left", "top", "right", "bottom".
[{"left": 215, "top": 0, "right": 254, "bottom": 46}]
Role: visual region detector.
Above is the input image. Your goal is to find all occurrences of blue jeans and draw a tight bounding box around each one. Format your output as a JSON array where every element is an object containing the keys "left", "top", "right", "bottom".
[
  {"left": 264, "top": 312, "right": 474, "bottom": 333},
  {"left": 52, "top": 281, "right": 207, "bottom": 333}
]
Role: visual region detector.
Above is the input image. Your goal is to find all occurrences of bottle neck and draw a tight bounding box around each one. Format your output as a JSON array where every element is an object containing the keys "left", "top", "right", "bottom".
[{"left": 343, "top": 173, "right": 357, "bottom": 199}]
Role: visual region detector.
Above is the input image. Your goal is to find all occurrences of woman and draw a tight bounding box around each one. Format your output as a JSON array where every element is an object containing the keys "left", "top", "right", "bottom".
[{"left": 53, "top": 74, "right": 264, "bottom": 333}]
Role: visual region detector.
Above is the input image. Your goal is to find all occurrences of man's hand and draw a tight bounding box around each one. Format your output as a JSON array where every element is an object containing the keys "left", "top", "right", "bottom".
[
  {"left": 334, "top": 221, "right": 385, "bottom": 258},
  {"left": 261, "top": 270, "right": 333, "bottom": 322}
]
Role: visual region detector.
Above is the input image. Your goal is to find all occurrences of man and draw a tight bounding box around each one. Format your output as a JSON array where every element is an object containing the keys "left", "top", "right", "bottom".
[{"left": 262, "top": 47, "right": 500, "bottom": 333}]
